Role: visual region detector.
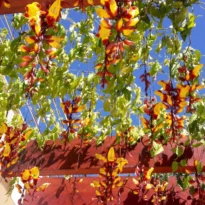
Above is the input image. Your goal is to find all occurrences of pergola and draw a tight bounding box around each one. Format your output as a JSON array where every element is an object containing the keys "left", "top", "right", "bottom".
[{"left": 0, "top": 1, "right": 205, "bottom": 205}]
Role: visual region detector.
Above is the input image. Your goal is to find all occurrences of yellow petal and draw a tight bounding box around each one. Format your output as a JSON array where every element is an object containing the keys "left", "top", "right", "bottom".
[
  {"left": 145, "top": 183, "right": 153, "bottom": 190},
  {"left": 87, "top": 0, "right": 94, "bottom": 5},
  {"left": 90, "top": 180, "right": 100, "bottom": 187},
  {"left": 116, "top": 157, "right": 128, "bottom": 171},
  {"left": 21, "top": 169, "right": 30, "bottom": 181},
  {"left": 0, "top": 123, "right": 8, "bottom": 134},
  {"left": 101, "top": 19, "right": 111, "bottom": 29},
  {"left": 23, "top": 129, "right": 33, "bottom": 140},
  {"left": 109, "top": 0, "right": 117, "bottom": 17},
  {"left": 98, "top": 26, "right": 111, "bottom": 41},
  {"left": 153, "top": 102, "right": 166, "bottom": 117},
  {"left": 116, "top": 18, "right": 123, "bottom": 31},
  {"left": 125, "top": 17, "right": 139, "bottom": 27},
  {"left": 152, "top": 123, "right": 164, "bottom": 133},
  {"left": 191, "top": 64, "right": 203, "bottom": 79},
  {"left": 145, "top": 167, "right": 154, "bottom": 179},
  {"left": 30, "top": 166, "right": 39, "bottom": 179},
  {"left": 96, "top": 7, "right": 111, "bottom": 18},
  {"left": 3, "top": 1, "right": 11, "bottom": 8},
  {"left": 3, "top": 143, "right": 11, "bottom": 157},
  {"left": 132, "top": 178, "right": 139, "bottom": 185},
  {"left": 122, "top": 28, "right": 135, "bottom": 36},
  {"left": 95, "top": 153, "right": 107, "bottom": 163},
  {"left": 99, "top": 167, "right": 106, "bottom": 175},
  {"left": 179, "top": 101, "right": 188, "bottom": 108},
  {"left": 11, "top": 157, "right": 18, "bottom": 165},
  {"left": 25, "top": 2, "right": 41, "bottom": 19},
  {"left": 177, "top": 84, "right": 190, "bottom": 98},
  {"left": 96, "top": 190, "right": 101, "bottom": 196},
  {"left": 100, "top": 0, "right": 106, "bottom": 5},
  {"left": 36, "top": 183, "right": 50, "bottom": 192},
  {"left": 194, "top": 160, "right": 198, "bottom": 167},
  {"left": 140, "top": 116, "right": 149, "bottom": 129},
  {"left": 48, "top": 0, "right": 61, "bottom": 20},
  {"left": 107, "top": 147, "right": 115, "bottom": 162}
]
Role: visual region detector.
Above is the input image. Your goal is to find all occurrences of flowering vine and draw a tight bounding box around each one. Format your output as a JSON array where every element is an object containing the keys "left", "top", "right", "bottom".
[
  {"left": 132, "top": 166, "right": 168, "bottom": 204},
  {"left": 91, "top": 147, "right": 127, "bottom": 202},
  {"left": 19, "top": 1, "right": 65, "bottom": 97},
  {"left": 95, "top": 0, "right": 139, "bottom": 87},
  {"left": 0, "top": 122, "right": 32, "bottom": 172},
  {"left": 16, "top": 166, "right": 50, "bottom": 205}
]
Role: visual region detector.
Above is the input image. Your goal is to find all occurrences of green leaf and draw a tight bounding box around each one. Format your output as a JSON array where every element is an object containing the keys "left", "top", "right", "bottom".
[
  {"left": 150, "top": 61, "right": 162, "bottom": 76},
  {"left": 195, "top": 50, "right": 201, "bottom": 62},
  {"left": 180, "top": 159, "right": 187, "bottom": 167},
  {"left": 196, "top": 161, "right": 203, "bottom": 173},
  {"left": 151, "top": 141, "right": 164, "bottom": 157},
  {"left": 175, "top": 145, "right": 183, "bottom": 157},
  {"left": 172, "top": 161, "right": 178, "bottom": 172},
  {"left": 103, "top": 99, "right": 110, "bottom": 112}
]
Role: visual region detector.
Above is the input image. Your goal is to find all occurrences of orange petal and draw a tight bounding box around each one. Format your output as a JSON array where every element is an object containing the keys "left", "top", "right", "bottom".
[
  {"left": 177, "top": 84, "right": 190, "bottom": 98},
  {"left": 116, "top": 18, "right": 123, "bottom": 31},
  {"left": 140, "top": 116, "right": 149, "bottom": 129},
  {"left": 153, "top": 102, "right": 167, "bottom": 119},
  {"left": 87, "top": 0, "right": 94, "bottom": 5},
  {"left": 190, "top": 64, "right": 203, "bottom": 80}
]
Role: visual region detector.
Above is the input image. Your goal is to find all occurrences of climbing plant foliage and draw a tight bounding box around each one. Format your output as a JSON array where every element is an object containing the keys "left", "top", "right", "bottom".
[{"left": 0, "top": 0, "right": 205, "bottom": 204}]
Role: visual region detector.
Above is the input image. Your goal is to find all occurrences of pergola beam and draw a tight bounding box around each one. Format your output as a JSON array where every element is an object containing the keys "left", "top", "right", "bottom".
[
  {"left": 0, "top": 0, "right": 100, "bottom": 15},
  {"left": 3, "top": 138, "right": 205, "bottom": 177}
]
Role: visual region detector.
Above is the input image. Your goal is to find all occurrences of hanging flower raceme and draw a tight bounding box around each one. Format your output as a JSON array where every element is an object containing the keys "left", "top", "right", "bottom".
[
  {"left": 91, "top": 147, "right": 127, "bottom": 202},
  {"left": 133, "top": 166, "right": 154, "bottom": 199},
  {"left": 177, "top": 64, "right": 204, "bottom": 112},
  {"left": 19, "top": 1, "right": 65, "bottom": 98},
  {"left": 153, "top": 80, "right": 190, "bottom": 141},
  {"left": 95, "top": 0, "right": 139, "bottom": 87},
  {"left": 133, "top": 166, "right": 168, "bottom": 204},
  {"left": 140, "top": 97, "right": 167, "bottom": 134},
  {"left": 0, "top": 123, "right": 32, "bottom": 171},
  {"left": 155, "top": 80, "right": 189, "bottom": 114},
  {"left": 60, "top": 97, "right": 86, "bottom": 140},
  {"left": 17, "top": 166, "right": 50, "bottom": 205}
]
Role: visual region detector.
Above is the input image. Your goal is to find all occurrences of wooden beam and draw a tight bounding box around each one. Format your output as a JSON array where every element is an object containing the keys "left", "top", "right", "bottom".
[
  {"left": 24, "top": 176, "right": 194, "bottom": 205},
  {"left": 0, "top": 0, "right": 100, "bottom": 15},
  {"left": 3, "top": 137, "right": 205, "bottom": 177}
]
